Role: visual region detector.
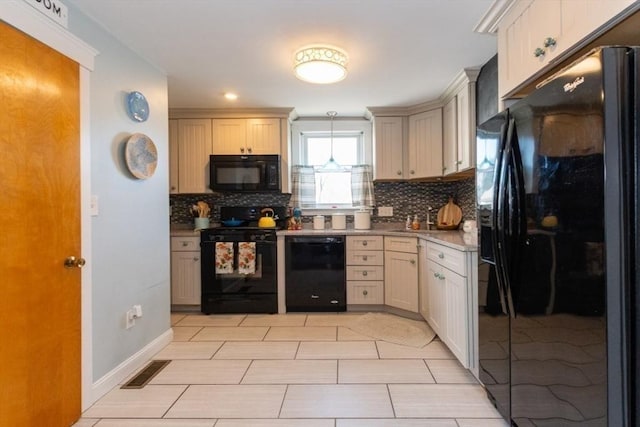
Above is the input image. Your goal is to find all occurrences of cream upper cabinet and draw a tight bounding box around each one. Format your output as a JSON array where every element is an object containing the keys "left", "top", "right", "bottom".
[
  {"left": 408, "top": 108, "right": 443, "bottom": 179},
  {"left": 455, "top": 80, "right": 476, "bottom": 171},
  {"left": 497, "top": 0, "right": 635, "bottom": 98},
  {"left": 176, "top": 119, "right": 213, "bottom": 194},
  {"left": 373, "top": 116, "right": 405, "bottom": 180},
  {"left": 169, "top": 119, "right": 179, "bottom": 194},
  {"left": 442, "top": 69, "right": 478, "bottom": 176},
  {"left": 442, "top": 97, "right": 457, "bottom": 176},
  {"left": 212, "top": 118, "right": 280, "bottom": 155}
]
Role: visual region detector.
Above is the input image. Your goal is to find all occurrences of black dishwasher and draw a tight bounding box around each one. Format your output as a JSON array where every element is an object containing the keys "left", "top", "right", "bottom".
[{"left": 285, "top": 236, "right": 346, "bottom": 311}]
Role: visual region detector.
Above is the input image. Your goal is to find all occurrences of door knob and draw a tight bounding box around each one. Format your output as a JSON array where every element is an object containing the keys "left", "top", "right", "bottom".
[{"left": 64, "top": 256, "right": 86, "bottom": 268}]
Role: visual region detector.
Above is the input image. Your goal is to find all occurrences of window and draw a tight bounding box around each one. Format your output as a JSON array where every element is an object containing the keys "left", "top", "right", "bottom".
[
  {"left": 291, "top": 119, "right": 374, "bottom": 210},
  {"left": 302, "top": 132, "right": 363, "bottom": 206}
]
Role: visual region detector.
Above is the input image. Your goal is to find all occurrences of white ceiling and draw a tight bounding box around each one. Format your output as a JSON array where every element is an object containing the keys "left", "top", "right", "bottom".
[{"left": 68, "top": 0, "right": 498, "bottom": 118}]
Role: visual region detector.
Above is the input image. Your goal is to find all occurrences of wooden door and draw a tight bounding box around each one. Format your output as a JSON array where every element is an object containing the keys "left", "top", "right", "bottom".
[{"left": 0, "top": 22, "right": 81, "bottom": 426}]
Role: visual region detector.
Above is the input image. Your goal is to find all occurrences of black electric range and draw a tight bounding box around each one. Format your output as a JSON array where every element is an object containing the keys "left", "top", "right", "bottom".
[{"left": 200, "top": 206, "right": 287, "bottom": 314}]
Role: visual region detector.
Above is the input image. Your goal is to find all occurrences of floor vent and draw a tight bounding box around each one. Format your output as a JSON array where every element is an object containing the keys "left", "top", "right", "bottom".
[{"left": 121, "top": 360, "right": 170, "bottom": 389}]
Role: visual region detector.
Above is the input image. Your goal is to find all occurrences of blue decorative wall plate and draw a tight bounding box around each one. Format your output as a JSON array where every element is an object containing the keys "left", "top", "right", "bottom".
[{"left": 126, "top": 91, "right": 149, "bottom": 122}]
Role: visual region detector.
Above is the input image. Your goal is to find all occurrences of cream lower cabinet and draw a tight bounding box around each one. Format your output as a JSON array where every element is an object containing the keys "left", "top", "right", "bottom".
[
  {"left": 346, "top": 236, "right": 384, "bottom": 305},
  {"left": 170, "top": 236, "right": 201, "bottom": 306},
  {"left": 384, "top": 236, "right": 419, "bottom": 312},
  {"left": 424, "top": 240, "right": 477, "bottom": 369}
]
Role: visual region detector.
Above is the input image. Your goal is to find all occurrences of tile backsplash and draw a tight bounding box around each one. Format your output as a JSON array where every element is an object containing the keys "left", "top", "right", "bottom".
[{"left": 170, "top": 177, "right": 476, "bottom": 226}]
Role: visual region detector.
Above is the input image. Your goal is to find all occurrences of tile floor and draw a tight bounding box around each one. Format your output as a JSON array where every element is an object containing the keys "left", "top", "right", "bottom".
[{"left": 75, "top": 312, "right": 508, "bottom": 427}]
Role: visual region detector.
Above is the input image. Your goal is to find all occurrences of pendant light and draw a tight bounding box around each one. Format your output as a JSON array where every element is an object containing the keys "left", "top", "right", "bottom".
[{"left": 322, "top": 111, "right": 341, "bottom": 170}]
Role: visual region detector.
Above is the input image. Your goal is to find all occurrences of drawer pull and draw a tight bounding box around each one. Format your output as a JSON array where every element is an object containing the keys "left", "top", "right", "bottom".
[
  {"left": 362, "top": 255, "right": 368, "bottom": 261},
  {"left": 182, "top": 242, "right": 189, "bottom": 247},
  {"left": 193, "top": 257, "right": 199, "bottom": 262},
  {"left": 362, "top": 290, "right": 368, "bottom": 296},
  {"left": 434, "top": 272, "right": 445, "bottom": 280},
  {"left": 362, "top": 271, "right": 368, "bottom": 277},
  {"left": 362, "top": 241, "right": 368, "bottom": 246},
  {"left": 438, "top": 253, "right": 444, "bottom": 259},
  {"left": 410, "top": 259, "right": 416, "bottom": 265}
]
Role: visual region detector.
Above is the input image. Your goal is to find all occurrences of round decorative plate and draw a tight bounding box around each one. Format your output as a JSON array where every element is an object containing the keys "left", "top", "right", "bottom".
[
  {"left": 126, "top": 91, "right": 149, "bottom": 122},
  {"left": 125, "top": 133, "right": 157, "bottom": 179}
]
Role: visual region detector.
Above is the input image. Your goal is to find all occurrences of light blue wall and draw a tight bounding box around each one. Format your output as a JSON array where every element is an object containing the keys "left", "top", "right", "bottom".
[{"left": 67, "top": 4, "right": 171, "bottom": 380}]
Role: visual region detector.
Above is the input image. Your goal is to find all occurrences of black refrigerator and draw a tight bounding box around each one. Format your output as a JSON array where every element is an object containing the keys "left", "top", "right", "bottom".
[{"left": 476, "top": 47, "right": 638, "bottom": 426}]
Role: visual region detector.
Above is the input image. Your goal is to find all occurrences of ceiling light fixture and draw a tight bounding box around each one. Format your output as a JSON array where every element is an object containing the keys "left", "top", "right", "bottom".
[
  {"left": 224, "top": 92, "right": 238, "bottom": 100},
  {"left": 293, "top": 45, "right": 348, "bottom": 84}
]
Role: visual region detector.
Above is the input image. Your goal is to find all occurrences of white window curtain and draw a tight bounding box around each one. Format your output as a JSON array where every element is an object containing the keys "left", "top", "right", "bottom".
[
  {"left": 289, "top": 165, "right": 316, "bottom": 208},
  {"left": 351, "top": 164, "right": 376, "bottom": 207}
]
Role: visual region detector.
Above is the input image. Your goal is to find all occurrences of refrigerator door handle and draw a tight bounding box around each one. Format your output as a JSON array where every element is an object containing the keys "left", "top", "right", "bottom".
[
  {"left": 498, "top": 118, "right": 517, "bottom": 318},
  {"left": 493, "top": 119, "right": 511, "bottom": 316}
]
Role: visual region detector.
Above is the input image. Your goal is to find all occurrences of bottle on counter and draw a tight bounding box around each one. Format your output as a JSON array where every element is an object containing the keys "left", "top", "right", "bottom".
[
  {"left": 405, "top": 215, "right": 412, "bottom": 230},
  {"left": 411, "top": 214, "right": 420, "bottom": 230}
]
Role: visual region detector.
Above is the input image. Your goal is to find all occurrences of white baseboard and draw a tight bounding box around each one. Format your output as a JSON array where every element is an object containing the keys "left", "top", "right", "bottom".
[{"left": 83, "top": 328, "right": 173, "bottom": 410}]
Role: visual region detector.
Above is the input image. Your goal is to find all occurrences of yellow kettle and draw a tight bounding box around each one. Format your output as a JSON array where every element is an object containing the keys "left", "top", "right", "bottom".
[{"left": 258, "top": 208, "right": 276, "bottom": 228}]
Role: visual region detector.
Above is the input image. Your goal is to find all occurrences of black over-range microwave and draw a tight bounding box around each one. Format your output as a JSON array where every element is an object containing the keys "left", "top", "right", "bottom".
[{"left": 209, "top": 154, "right": 281, "bottom": 192}]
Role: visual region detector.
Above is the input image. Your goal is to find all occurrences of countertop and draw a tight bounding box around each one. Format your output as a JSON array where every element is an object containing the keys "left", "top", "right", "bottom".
[{"left": 170, "top": 223, "right": 477, "bottom": 252}]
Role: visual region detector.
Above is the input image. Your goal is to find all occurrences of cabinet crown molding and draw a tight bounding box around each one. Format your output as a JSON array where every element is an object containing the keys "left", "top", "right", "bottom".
[
  {"left": 473, "top": 0, "right": 517, "bottom": 34},
  {"left": 440, "top": 68, "right": 481, "bottom": 103},
  {"left": 169, "top": 107, "right": 294, "bottom": 120}
]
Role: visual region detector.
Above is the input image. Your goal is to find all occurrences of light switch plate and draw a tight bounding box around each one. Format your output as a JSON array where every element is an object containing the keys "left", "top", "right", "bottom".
[
  {"left": 90, "top": 195, "right": 99, "bottom": 216},
  {"left": 378, "top": 206, "right": 393, "bottom": 217}
]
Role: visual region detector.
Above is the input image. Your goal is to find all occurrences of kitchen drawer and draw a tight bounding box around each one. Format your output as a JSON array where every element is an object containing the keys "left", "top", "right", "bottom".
[
  {"left": 346, "top": 235, "right": 384, "bottom": 251},
  {"left": 346, "top": 250, "right": 384, "bottom": 266},
  {"left": 171, "top": 236, "right": 200, "bottom": 252},
  {"left": 384, "top": 236, "right": 418, "bottom": 253},
  {"left": 426, "top": 241, "right": 466, "bottom": 275},
  {"left": 346, "top": 265, "right": 384, "bottom": 281},
  {"left": 347, "top": 281, "right": 384, "bottom": 304}
]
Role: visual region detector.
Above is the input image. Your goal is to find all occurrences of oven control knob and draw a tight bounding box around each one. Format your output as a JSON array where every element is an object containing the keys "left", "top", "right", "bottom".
[{"left": 260, "top": 235, "right": 266, "bottom": 240}]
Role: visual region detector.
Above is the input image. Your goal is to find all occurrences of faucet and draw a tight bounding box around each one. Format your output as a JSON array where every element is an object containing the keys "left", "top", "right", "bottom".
[{"left": 425, "top": 206, "right": 435, "bottom": 230}]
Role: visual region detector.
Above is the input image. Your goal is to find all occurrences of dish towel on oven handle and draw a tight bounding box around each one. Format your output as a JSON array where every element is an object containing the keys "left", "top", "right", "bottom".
[
  {"left": 238, "top": 242, "right": 256, "bottom": 275},
  {"left": 215, "top": 242, "right": 234, "bottom": 274}
]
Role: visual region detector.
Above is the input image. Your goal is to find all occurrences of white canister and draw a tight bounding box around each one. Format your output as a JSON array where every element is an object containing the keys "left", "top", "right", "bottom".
[
  {"left": 354, "top": 209, "right": 371, "bottom": 230},
  {"left": 331, "top": 213, "right": 346, "bottom": 230},
  {"left": 313, "top": 215, "right": 325, "bottom": 230}
]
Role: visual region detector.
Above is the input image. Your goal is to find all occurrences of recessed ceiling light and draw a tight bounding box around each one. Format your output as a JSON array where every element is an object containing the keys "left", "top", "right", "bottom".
[
  {"left": 224, "top": 92, "right": 238, "bottom": 100},
  {"left": 293, "top": 45, "right": 348, "bottom": 84}
]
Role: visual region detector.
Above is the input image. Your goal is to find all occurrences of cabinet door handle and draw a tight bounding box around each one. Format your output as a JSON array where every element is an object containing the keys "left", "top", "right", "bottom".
[
  {"left": 456, "top": 160, "right": 463, "bottom": 165},
  {"left": 410, "top": 259, "right": 416, "bottom": 265},
  {"left": 362, "top": 255, "right": 368, "bottom": 261},
  {"left": 438, "top": 253, "right": 444, "bottom": 259},
  {"left": 410, "top": 170, "right": 415, "bottom": 174},
  {"left": 240, "top": 147, "right": 245, "bottom": 153},
  {"left": 362, "top": 241, "right": 368, "bottom": 246},
  {"left": 397, "top": 170, "right": 402, "bottom": 175},
  {"left": 248, "top": 147, "right": 253, "bottom": 154},
  {"left": 362, "top": 271, "right": 368, "bottom": 277},
  {"left": 311, "top": 295, "right": 320, "bottom": 299},
  {"left": 193, "top": 257, "right": 199, "bottom": 262},
  {"left": 543, "top": 37, "right": 556, "bottom": 48},
  {"left": 534, "top": 47, "right": 545, "bottom": 58},
  {"left": 362, "top": 290, "right": 368, "bottom": 296}
]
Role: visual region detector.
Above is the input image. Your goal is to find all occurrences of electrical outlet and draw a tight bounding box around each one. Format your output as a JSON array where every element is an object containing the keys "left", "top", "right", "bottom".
[
  {"left": 125, "top": 309, "right": 135, "bottom": 329},
  {"left": 378, "top": 206, "right": 393, "bottom": 217},
  {"left": 133, "top": 304, "right": 143, "bottom": 318}
]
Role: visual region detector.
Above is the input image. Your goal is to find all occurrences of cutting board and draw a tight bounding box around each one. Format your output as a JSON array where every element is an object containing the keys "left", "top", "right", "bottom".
[{"left": 436, "top": 198, "right": 462, "bottom": 230}]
